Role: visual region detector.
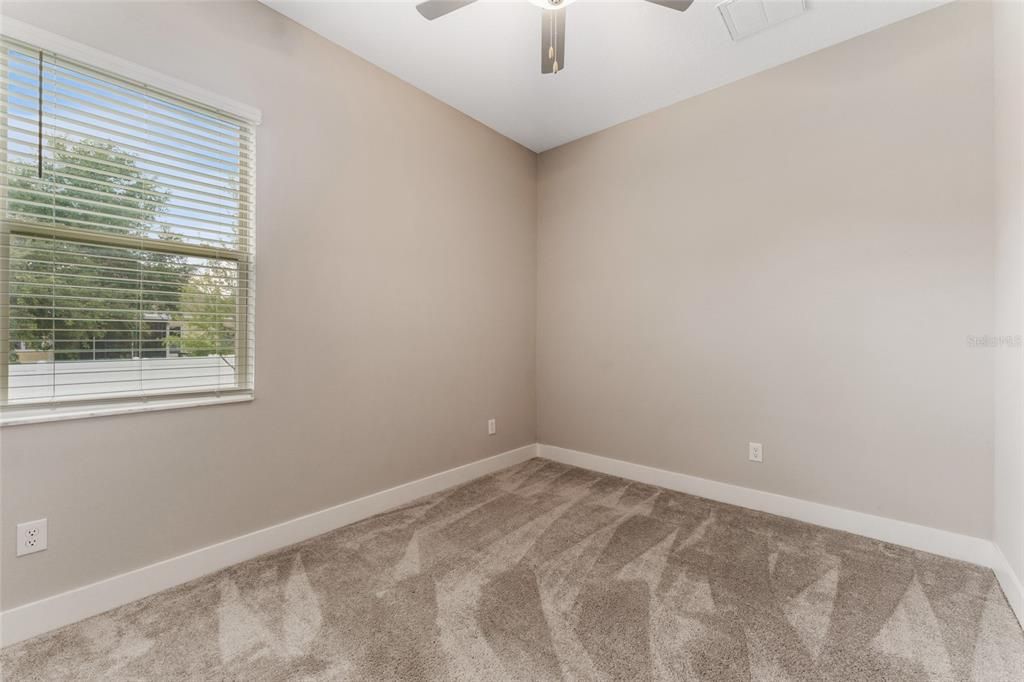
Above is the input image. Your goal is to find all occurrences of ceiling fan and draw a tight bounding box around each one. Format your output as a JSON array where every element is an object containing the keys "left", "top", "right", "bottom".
[{"left": 415, "top": 0, "right": 695, "bottom": 74}]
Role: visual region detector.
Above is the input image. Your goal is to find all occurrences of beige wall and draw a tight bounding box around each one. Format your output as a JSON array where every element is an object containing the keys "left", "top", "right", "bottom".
[
  {"left": 0, "top": 1, "right": 537, "bottom": 609},
  {"left": 537, "top": 1, "right": 995, "bottom": 537},
  {"left": 993, "top": 0, "right": 1024, "bottom": 589}
]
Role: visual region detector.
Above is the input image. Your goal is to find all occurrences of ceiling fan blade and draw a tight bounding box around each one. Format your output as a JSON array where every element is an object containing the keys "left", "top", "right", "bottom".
[
  {"left": 541, "top": 8, "right": 566, "bottom": 74},
  {"left": 643, "top": 0, "right": 695, "bottom": 12},
  {"left": 416, "top": 0, "right": 478, "bottom": 21}
]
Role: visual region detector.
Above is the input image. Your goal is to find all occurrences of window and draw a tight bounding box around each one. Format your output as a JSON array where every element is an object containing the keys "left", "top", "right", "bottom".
[{"left": 0, "top": 30, "right": 257, "bottom": 424}]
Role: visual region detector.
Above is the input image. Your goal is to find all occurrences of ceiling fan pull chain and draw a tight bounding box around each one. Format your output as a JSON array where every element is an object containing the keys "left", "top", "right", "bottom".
[
  {"left": 553, "top": 11, "right": 560, "bottom": 73},
  {"left": 544, "top": 12, "right": 552, "bottom": 62}
]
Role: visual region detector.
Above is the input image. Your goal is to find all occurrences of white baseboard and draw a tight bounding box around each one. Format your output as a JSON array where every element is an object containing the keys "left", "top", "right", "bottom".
[
  {"left": 991, "top": 545, "right": 1024, "bottom": 628},
  {"left": 0, "top": 443, "right": 538, "bottom": 647},
  {"left": 540, "top": 444, "right": 999, "bottom": 568},
  {"left": 5, "top": 442, "right": 1019, "bottom": 647}
]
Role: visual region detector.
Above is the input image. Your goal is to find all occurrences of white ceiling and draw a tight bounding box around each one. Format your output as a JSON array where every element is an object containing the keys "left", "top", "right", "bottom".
[{"left": 262, "top": 0, "right": 954, "bottom": 152}]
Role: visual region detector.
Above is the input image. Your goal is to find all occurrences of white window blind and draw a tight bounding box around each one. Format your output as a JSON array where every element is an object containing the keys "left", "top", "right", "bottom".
[{"left": 0, "top": 35, "right": 256, "bottom": 419}]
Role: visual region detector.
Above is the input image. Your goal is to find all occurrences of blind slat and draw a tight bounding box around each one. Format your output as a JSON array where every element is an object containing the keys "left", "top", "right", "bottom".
[
  {"left": 2, "top": 207, "right": 250, "bottom": 248},
  {"left": 2, "top": 128, "right": 249, "bottom": 190},
  {"left": 4, "top": 182, "right": 248, "bottom": 231},
  {"left": 0, "top": 166, "right": 245, "bottom": 214},
  {"left": 3, "top": 135, "right": 248, "bottom": 196},
  {"left": 0, "top": 51, "right": 253, "bottom": 137},
  {"left": 0, "top": 83, "right": 251, "bottom": 158},
  {"left": 4, "top": 182, "right": 246, "bottom": 231}
]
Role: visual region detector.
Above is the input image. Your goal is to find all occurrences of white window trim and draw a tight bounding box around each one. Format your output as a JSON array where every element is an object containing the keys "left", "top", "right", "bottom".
[
  {"left": 1, "top": 393, "right": 254, "bottom": 427},
  {"left": 0, "top": 20, "right": 261, "bottom": 426},
  {"left": 0, "top": 18, "right": 262, "bottom": 124}
]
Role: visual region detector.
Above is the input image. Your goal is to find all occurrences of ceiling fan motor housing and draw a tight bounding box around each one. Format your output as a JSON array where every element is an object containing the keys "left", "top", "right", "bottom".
[{"left": 529, "top": 0, "right": 576, "bottom": 9}]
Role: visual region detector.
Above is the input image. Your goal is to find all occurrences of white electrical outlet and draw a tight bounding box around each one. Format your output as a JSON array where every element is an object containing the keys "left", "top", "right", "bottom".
[
  {"left": 487, "top": 418, "right": 496, "bottom": 435},
  {"left": 17, "top": 518, "right": 47, "bottom": 557},
  {"left": 749, "top": 442, "right": 763, "bottom": 463}
]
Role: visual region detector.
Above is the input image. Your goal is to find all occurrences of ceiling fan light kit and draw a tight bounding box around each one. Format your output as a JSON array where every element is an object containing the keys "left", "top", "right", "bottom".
[{"left": 415, "top": 0, "right": 694, "bottom": 75}]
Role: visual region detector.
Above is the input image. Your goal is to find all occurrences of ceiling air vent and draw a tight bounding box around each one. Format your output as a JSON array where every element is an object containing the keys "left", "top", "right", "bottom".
[{"left": 717, "top": 0, "right": 807, "bottom": 41}]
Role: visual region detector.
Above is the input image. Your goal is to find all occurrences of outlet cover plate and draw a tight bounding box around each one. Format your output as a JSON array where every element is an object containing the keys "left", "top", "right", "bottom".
[
  {"left": 749, "top": 442, "right": 763, "bottom": 463},
  {"left": 17, "top": 518, "right": 47, "bottom": 556}
]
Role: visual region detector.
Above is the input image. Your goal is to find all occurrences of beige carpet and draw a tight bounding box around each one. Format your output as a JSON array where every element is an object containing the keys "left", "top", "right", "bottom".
[{"left": 2, "top": 458, "right": 1022, "bottom": 681}]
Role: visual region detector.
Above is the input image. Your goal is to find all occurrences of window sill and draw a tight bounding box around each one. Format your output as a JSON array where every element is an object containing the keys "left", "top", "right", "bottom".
[{"left": 0, "top": 392, "right": 254, "bottom": 427}]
